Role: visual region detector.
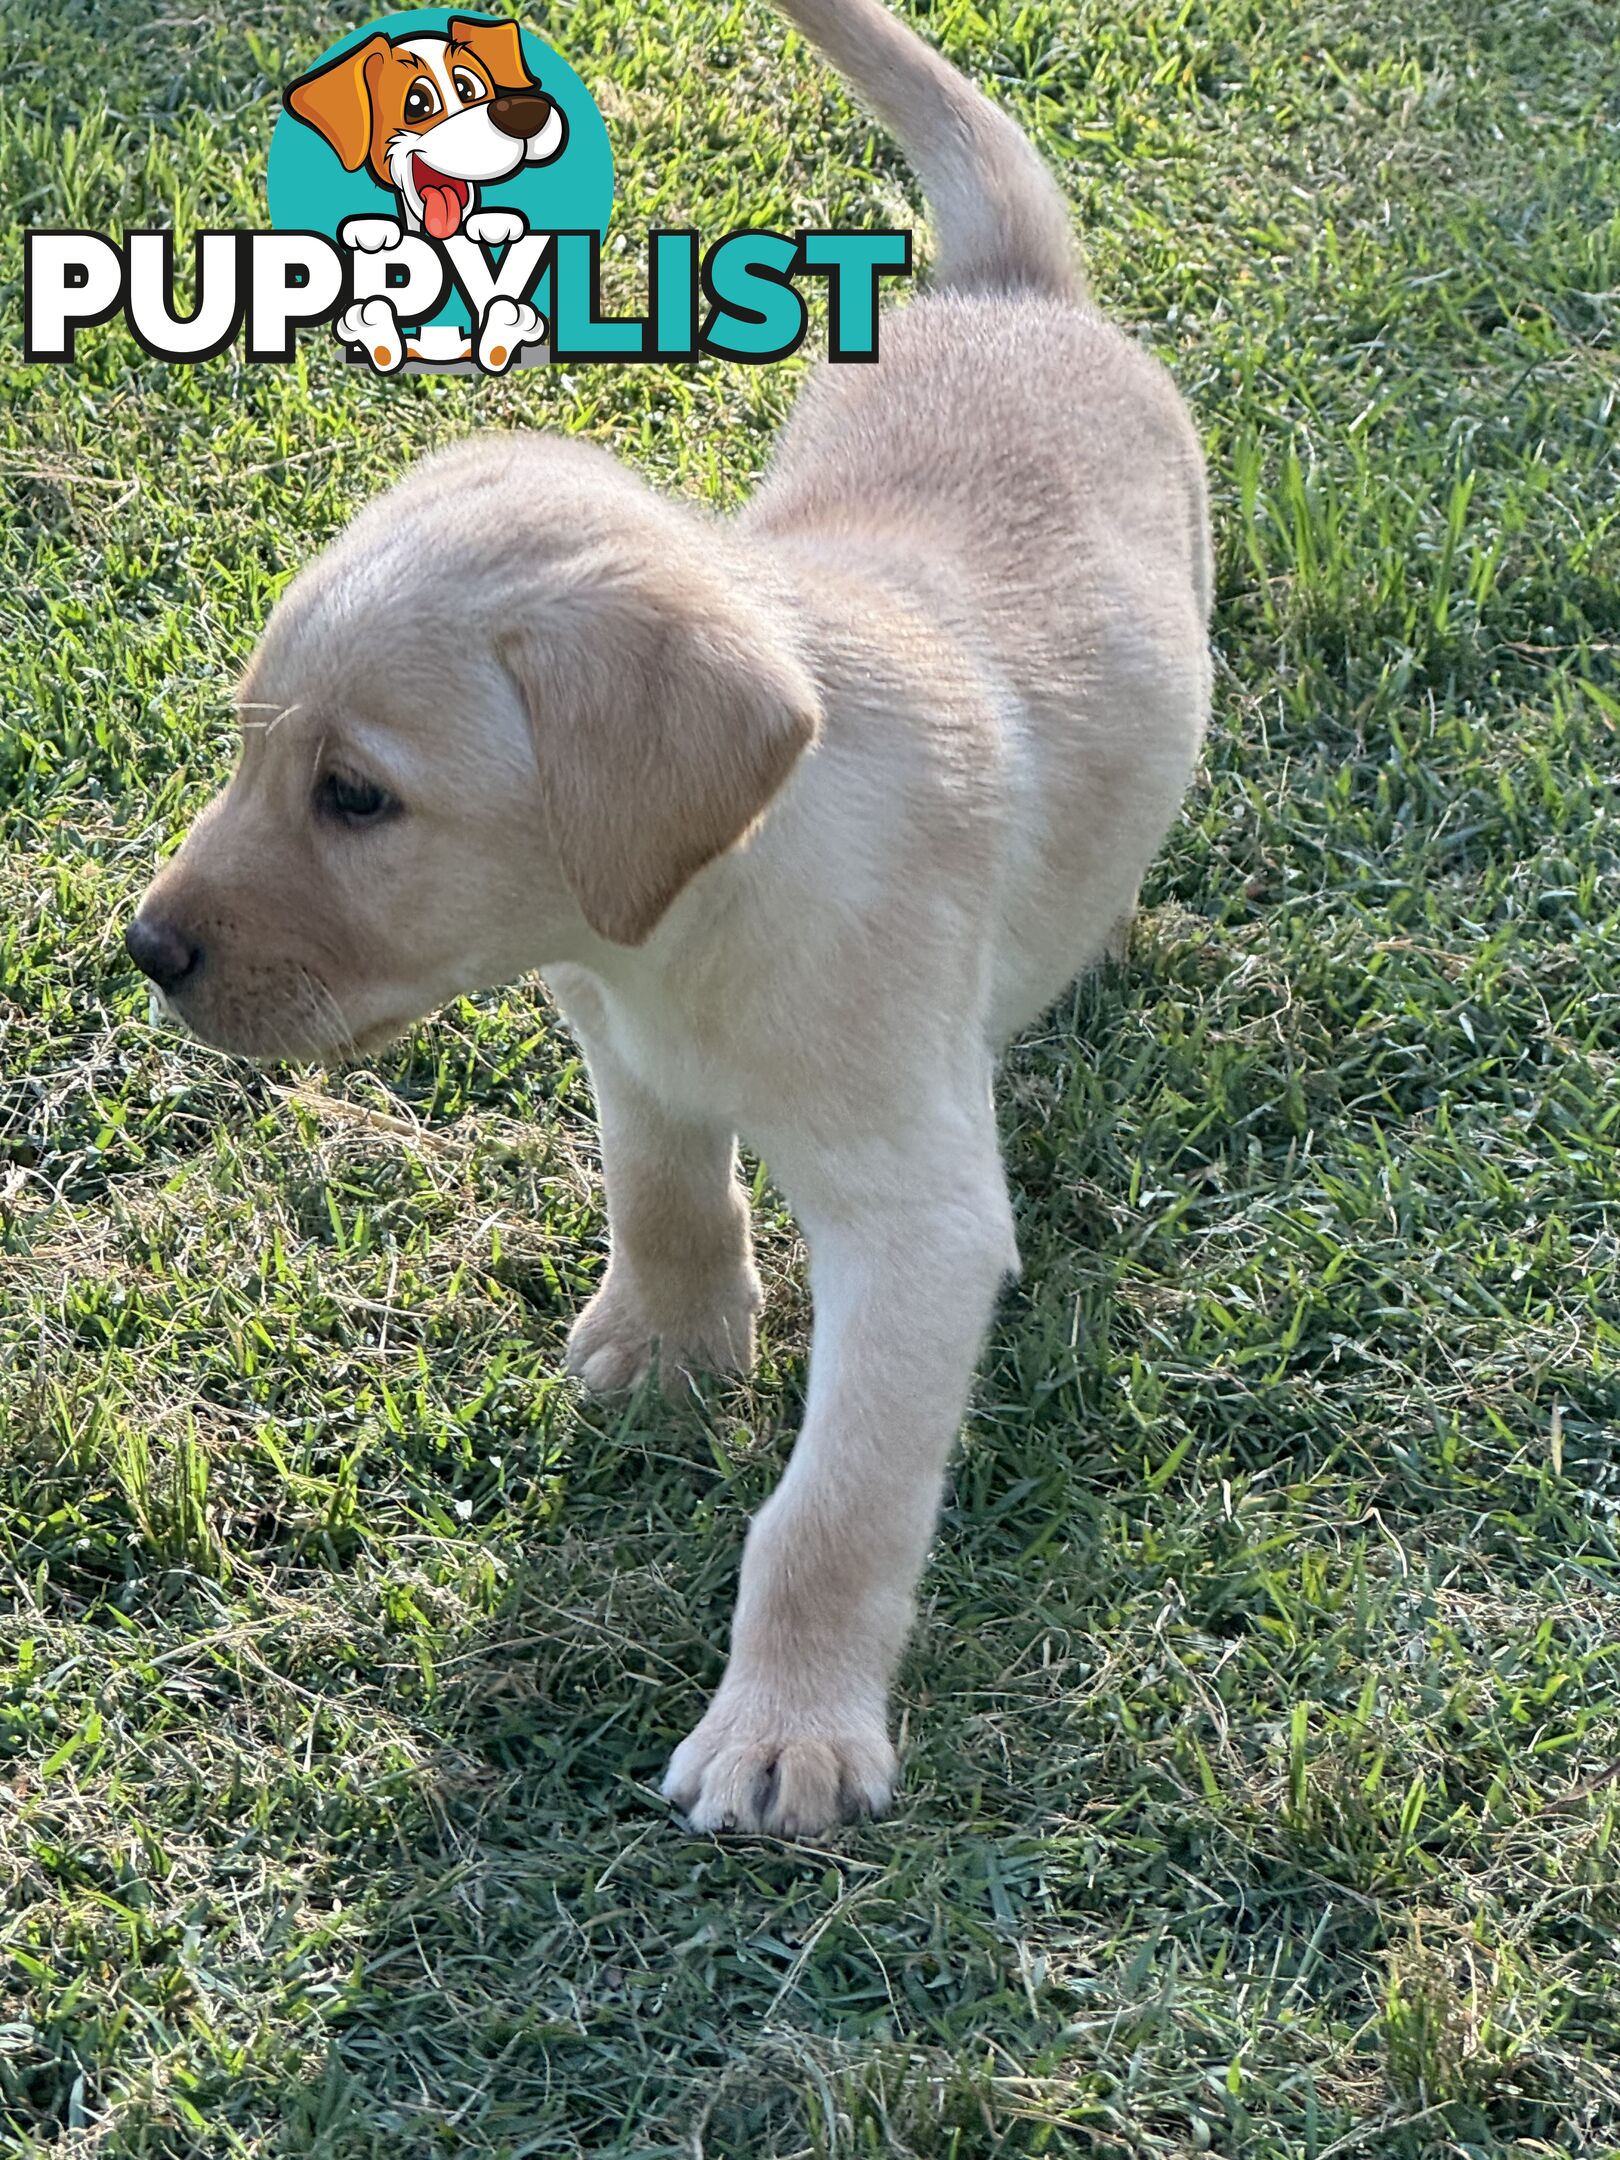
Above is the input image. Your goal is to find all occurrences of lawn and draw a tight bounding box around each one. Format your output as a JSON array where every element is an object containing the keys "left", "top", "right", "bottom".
[{"left": 3, "top": 0, "right": 1618, "bottom": 2151}]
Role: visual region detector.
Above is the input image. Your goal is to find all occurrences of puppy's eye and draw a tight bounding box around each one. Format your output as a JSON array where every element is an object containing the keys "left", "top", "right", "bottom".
[
  {"left": 403, "top": 77, "right": 440, "bottom": 122},
  {"left": 317, "top": 771, "right": 396, "bottom": 826},
  {"left": 452, "top": 68, "right": 486, "bottom": 103}
]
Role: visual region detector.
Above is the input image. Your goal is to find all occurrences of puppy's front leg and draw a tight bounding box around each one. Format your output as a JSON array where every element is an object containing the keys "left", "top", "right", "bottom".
[
  {"left": 557, "top": 1003, "right": 762, "bottom": 1394},
  {"left": 664, "top": 1110, "right": 1017, "bottom": 1836}
]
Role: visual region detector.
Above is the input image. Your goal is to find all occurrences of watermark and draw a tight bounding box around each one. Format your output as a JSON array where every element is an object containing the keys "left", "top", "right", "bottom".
[{"left": 23, "top": 8, "right": 911, "bottom": 375}]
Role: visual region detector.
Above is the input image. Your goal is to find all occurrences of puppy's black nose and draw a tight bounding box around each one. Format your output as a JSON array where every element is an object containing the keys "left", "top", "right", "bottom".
[
  {"left": 489, "top": 91, "right": 554, "bottom": 140},
  {"left": 125, "top": 914, "right": 202, "bottom": 994}
]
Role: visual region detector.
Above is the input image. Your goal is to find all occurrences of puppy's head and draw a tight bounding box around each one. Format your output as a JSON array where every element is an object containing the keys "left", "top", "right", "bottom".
[
  {"left": 126, "top": 438, "right": 821, "bottom": 1062},
  {"left": 284, "top": 18, "right": 565, "bottom": 237}
]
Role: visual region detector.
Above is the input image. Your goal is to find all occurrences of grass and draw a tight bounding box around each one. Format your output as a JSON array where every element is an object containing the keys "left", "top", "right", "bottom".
[{"left": 2, "top": 0, "right": 1618, "bottom": 2149}]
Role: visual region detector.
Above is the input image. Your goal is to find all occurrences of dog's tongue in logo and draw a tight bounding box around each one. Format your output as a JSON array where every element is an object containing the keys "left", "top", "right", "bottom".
[
  {"left": 414, "top": 159, "right": 469, "bottom": 239},
  {"left": 422, "top": 186, "right": 459, "bottom": 236}
]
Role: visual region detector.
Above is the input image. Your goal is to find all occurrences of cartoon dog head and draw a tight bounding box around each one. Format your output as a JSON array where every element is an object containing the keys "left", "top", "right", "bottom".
[{"left": 285, "top": 15, "right": 567, "bottom": 239}]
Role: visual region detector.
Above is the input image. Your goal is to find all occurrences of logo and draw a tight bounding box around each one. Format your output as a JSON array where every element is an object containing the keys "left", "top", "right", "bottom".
[
  {"left": 23, "top": 9, "right": 911, "bottom": 376},
  {"left": 272, "top": 10, "right": 609, "bottom": 371}
]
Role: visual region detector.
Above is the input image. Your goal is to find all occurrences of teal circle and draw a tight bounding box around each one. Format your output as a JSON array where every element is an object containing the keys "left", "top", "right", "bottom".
[{"left": 267, "top": 8, "right": 613, "bottom": 340}]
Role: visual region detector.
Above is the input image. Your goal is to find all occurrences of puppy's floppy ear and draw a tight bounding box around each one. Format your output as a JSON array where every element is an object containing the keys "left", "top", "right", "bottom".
[
  {"left": 448, "top": 15, "right": 535, "bottom": 90},
  {"left": 284, "top": 33, "right": 389, "bottom": 171},
  {"left": 500, "top": 571, "right": 821, "bottom": 947}
]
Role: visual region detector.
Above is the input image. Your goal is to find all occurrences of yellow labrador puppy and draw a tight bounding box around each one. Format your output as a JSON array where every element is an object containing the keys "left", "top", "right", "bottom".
[{"left": 128, "top": 0, "right": 1210, "bottom": 1834}]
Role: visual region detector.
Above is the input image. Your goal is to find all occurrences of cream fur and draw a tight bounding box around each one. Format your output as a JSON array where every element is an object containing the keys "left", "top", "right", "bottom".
[{"left": 129, "top": 0, "right": 1211, "bottom": 1835}]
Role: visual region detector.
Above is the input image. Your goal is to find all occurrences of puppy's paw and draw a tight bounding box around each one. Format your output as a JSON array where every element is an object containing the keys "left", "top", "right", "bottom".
[
  {"left": 565, "top": 1268, "right": 760, "bottom": 1396},
  {"left": 476, "top": 296, "right": 544, "bottom": 373},
  {"left": 465, "top": 208, "right": 528, "bottom": 248},
  {"left": 663, "top": 1695, "right": 897, "bottom": 1837},
  {"left": 339, "top": 216, "right": 403, "bottom": 253},
  {"left": 336, "top": 298, "right": 403, "bottom": 373}
]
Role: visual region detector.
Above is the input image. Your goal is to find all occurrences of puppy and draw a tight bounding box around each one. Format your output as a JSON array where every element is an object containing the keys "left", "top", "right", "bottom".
[{"left": 129, "top": 0, "right": 1211, "bottom": 1835}]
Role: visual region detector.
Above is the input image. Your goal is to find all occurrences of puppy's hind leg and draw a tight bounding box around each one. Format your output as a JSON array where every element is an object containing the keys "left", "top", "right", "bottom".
[
  {"left": 664, "top": 1088, "right": 1018, "bottom": 1836},
  {"left": 560, "top": 1009, "right": 762, "bottom": 1397}
]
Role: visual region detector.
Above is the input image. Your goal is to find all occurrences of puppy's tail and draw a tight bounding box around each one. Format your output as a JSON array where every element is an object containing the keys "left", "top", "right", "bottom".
[{"left": 771, "top": 0, "right": 1083, "bottom": 300}]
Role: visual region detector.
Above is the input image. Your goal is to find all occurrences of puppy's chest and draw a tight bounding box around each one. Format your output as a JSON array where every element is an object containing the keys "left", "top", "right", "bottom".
[
  {"left": 618, "top": 1005, "right": 741, "bottom": 1119},
  {"left": 547, "top": 965, "right": 772, "bottom": 1130}
]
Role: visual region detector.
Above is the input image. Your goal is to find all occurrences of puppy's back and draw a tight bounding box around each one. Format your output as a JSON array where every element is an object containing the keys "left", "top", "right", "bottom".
[{"left": 748, "top": 292, "right": 1210, "bottom": 633}]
